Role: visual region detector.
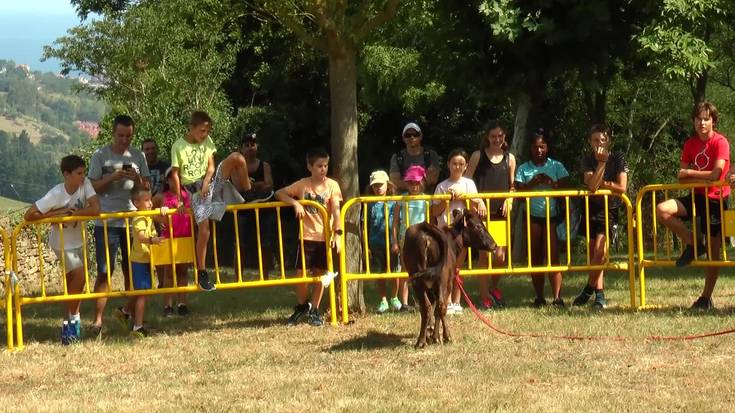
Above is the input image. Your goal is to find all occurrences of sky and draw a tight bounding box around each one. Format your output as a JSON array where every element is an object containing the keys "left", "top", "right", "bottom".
[{"left": 0, "top": 0, "right": 83, "bottom": 73}]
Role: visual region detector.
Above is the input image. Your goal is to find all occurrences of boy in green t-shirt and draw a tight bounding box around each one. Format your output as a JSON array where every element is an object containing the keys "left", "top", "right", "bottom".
[{"left": 170, "top": 111, "right": 251, "bottom": 291}]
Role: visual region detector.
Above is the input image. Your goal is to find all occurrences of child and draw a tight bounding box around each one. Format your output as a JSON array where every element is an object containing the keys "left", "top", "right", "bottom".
[
  {"left": 466, "top": 121, "right": 516, "bottom": 309},
  {"left": 170, "top": 110, "right": 252, "bottom": 291},
  {"left": 391, "top": 165, "right": 429, "bottom": 311},
  {"left": 431, "top": 149, "right": 486, "bottom": 314},
  {"left": 515, "top": 129, "right": 569, "bottom": 307},
  {"left": 24, "top": 155, "right": 100, "bottom": 344},
  {"left": 365, "top": 170, "right": 400, "bottom": 313},
  {"left": 153, "top": 166, "right": 193, "bottom": 316},
  {"left": 128, "top": 188, "right": 168, "bottom": 337},
  {"left": 275, "top": 148, "right": 343, "bottom": 327}
]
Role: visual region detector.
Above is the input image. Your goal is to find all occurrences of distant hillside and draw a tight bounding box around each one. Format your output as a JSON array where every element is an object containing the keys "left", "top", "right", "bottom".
[
  {"left": 0, "top": 194, "right": 29, "bottom": 212},
  {"left": 0, "top": 58, "right": 106, "bottom": 144}
]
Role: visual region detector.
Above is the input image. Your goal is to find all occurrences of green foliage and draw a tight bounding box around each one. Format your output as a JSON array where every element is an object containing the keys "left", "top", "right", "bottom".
[{"left": 45, "top": 0, "right": 243, "bottom": 160}]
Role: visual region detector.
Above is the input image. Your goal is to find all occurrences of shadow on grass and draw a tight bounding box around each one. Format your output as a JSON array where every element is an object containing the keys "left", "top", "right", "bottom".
[{"left": 326, "top": 330, "right": 412, "bottom": 352}]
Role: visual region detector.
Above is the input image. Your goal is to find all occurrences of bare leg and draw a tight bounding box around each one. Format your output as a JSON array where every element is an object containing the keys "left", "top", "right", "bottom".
[
  {"left": 702, "top": 237, "right": 722, "bottom": 298},
  {"left": 195, "top": 220, "right": 210, "bottom": 271},
  {"left": 218, "top": 152, "right": 251, "bottom": 192},
  {"left": 656, "top": 199, "right": 693, "bottom": 245},
  {"left": 65, "top": 268, "right": 85, "bottom": 317}
]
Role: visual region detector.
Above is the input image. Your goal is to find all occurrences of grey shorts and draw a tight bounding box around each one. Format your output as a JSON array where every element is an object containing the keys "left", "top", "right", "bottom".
[{"left": 53, "top": 247, "right": 86, "bottom": 273}]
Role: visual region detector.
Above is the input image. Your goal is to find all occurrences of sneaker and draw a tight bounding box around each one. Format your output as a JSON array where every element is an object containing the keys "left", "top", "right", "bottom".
[
  {"left": 690, "top": 296, "right": 714, "bottom": 311},
  {"left": 177, "top": 304, "right": 190, "bottom": 316},
  {"left": 481, "top": 297, "right": 493, "bottom": 310},
  {"left": 453, "top": 303, "right": 463, "bottom": 314},
  {"left": 89, "top": 324, "right": 103, "bottom": 340},
  {"left": 533, "top": 297, "right": 547, "bottom": 308},
  {"left": 399, "top": 304, "right": 414, "bottom": 313},
  {"left": 377, "top": 298, "right": 389, "bottom": 313},
  {"left": 163, "top": 306, "right": 174, "bottom": 318},
  {"left": 61, "top": 321, "right": 71, "bottom": 345},
  {"left": 676, "top": 242, "right": 707, "bottom": 267},
  {"left": 197, "top": 270, "right": 216, "bottom": 291},
  {"left": 307, "top": 309, "right": 324, "bottom": 327},
  {"left": 489, "top": 289, "right": 505, "bottom": 308},
  {"left": 130, "top": 326, "right": 149, "bottom": 338},
  {"left": 390, "top": 297, "right": 402, "bottom": 311},
  {"left": 552, "top": 298, "right": 566, "bottom": 308},
  {"left": 592, "top": 297, "right": 607, "bottom": 310},
  {"left": 573, "top": 286, "right": 594, "bottom": 306},
  {"left": 69, "top": 319, "right": 81, "bottom": 342},
  {"left": 114, "top": 306, "right": 131, "bottom": 331},
  {"left": 287, "top": 303, "right": 311, "bottom": 325}
]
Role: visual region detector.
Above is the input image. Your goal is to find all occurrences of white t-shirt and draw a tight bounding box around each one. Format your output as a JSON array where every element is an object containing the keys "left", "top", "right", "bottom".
[
  {"left": 35, "top": 178, "right": 97, "bottom": 250},
  {"left": 433, "top": 176, "right": 479, "bottom": 227}
]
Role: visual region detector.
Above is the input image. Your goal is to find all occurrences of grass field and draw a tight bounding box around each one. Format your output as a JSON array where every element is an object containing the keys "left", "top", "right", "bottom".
[
  {"left": 2, "top": 269, "right": 735, "bottom": 412},
  {"left": 0, "top": 195, "right": 28, "bottom": 212}
]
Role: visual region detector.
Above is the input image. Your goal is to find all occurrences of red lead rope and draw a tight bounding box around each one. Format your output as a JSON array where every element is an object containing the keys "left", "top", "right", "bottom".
[{"left": 454, "top": 274, "right": 735, "bottom": 341}]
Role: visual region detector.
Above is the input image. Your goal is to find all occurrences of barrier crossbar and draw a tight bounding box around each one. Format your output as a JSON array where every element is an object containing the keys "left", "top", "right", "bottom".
[
  {"left": 9, "top": 200, "right": 336, "bottom": 350},
  {"left": 339, "top": 190, "right": 635, "bottom": 324},
  {"left": 635, "top": 182, "right": 732, "bottom": 308},
  {"left": 1, "top": 227, "right": 12, "bottom": 351}
]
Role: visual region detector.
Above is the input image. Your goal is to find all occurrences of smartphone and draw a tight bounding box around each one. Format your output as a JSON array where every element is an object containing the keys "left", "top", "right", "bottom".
[{"left": 122, "top": 163, "right": 133, "bottom": 171}]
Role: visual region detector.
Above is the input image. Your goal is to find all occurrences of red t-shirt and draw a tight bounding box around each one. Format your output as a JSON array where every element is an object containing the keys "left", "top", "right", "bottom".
[{"left": 681, "top": 131, "right": 731, "bottom": 199}]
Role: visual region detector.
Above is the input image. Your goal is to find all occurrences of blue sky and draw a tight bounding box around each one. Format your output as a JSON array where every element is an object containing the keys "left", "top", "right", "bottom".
[{"left": 0, "top": 0, "right": 82, "bottom": 72}]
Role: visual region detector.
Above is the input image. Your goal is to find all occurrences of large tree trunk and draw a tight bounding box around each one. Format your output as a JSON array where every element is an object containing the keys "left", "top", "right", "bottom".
[
  {"left": 691, "top": 70, "right": 708, "bottom": 104},
  {"left": 327, "top": 45, "right": 365, "bottom": 315},
  {"left": 510, "top": 90, "right": 532, "bottom": 159}
]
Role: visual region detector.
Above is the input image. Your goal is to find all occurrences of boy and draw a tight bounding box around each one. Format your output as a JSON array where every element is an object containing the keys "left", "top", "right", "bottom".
[
  {"left": 656, "top": 101, "right": 730, "bottom": 310},
  {"left": 24, "top": 155, "right": 100, "bottom": 344},
  {"left": 275, "top": 148, "right": 342, "bottom": 326},
  {"left": 170, "top": 111, "right": 252, "bottom": 291},
  {"left": 128, "top": 188, "right": 166, "bottom": 337}
]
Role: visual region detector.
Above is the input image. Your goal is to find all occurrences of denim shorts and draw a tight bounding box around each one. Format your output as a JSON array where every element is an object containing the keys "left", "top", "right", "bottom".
[
  {"left": 94, "top": 226, "right": 131, "bottom": 279},
  {"left": 131, "top": 262, "right": 153, "bottom": 290}
]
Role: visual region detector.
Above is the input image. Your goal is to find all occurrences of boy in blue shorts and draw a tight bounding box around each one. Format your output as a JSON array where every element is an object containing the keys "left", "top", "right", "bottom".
[
  {"left": 127, "top": 187, "right": 168, "bottom": 337},
  {"left": 24, "top": 155, "right": 100, "bottom": 344}
]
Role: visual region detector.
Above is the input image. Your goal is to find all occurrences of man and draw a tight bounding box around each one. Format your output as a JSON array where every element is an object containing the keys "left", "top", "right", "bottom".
[
  {"left": 88, "top": 114, "right": 150, "bottom": 336},
  {"left": 234, "top": 132, "right": 275, "bottom": 276},
  {"left": 655, "top": 101, "right": 730, "bottom": 310},
  {"left": 142, "top": 138, "right": 170, "bottom": 195},
  {"left": 389, "top": 122, "right": 441, "bottom": 192}
]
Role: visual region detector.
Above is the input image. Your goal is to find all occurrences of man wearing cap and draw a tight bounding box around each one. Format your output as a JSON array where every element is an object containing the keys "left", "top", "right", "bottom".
[
  {"left": 389, "top": 122, "right": 440, "bottom": 192},
  {"left": 142, "top": 138, "right": 170, "bottom": 196},
  {"left": 233, "top": 131, "right": 276, "bottom": 275}
]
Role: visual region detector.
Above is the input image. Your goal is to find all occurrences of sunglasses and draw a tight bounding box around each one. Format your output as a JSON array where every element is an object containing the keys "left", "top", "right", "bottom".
[{"left": 403, "top": 132, "right": 421, "bottom": 139}]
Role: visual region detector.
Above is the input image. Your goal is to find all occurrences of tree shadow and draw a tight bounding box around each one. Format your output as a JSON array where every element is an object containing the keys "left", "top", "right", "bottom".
[{"left": 326, "top": 330, "right": 412, "bottom": 352}]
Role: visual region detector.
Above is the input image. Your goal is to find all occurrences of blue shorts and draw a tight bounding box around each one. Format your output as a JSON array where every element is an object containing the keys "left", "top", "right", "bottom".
[
  {"left": 94, "top": 226, "right": 131, "bottom": 279},
  {"left": 131, "top": 262, "right": 153, "bottom": 290}
]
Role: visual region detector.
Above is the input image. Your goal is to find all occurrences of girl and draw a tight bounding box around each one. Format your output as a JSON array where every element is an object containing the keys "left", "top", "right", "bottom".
[
  {"left": 431, "top": 149, "right": 486, "bottom": 314},
  {"left": 466, "top": 121, "right": 516, "bottom": 309},
  {"left": 514, "top": 129, "right": 569, "bottom": 307},
  {"left": 153, "top": 167, "right": 193, "bottom": 317},
  {"left": 391, "top": 165, "right": 430, "bottom": 311},
  {"left": 366, "top": 170, "right": 400, "bottom": 313}
]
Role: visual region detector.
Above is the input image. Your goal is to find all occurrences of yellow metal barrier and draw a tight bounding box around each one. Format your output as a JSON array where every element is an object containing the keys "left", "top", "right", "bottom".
[
  {"left": 635, "top": 182, "right": 731, "bottom": 308},
  {"left": 1, "top": 227, "right": 12, "bottom": 351},
  {"left": 9, "top": 200, "right": 336, "bottom": 349},
  {"left": 339, "top": 190, "right": 636, "bottom": 324}
]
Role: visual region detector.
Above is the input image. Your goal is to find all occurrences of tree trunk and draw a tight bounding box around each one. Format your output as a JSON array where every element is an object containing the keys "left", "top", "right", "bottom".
[
  {"left": 327, "top": 45, "right": 365, "bottom": 314},
  {"left": 510, "top": 90, "right": 533, "bottom": 264},
  {"left": 691, "top": 70, "right": 708, "bottom": 104}
]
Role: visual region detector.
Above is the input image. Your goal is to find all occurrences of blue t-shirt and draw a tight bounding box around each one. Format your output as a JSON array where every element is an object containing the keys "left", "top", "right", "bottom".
[
  {"left": 515, "top": 158, "right": 569, "bottom": 218},
  {"left": 398, "top": 195, "right": 428, "bottom": 236},
  {"left": 368, "top": 201, "right": 397, "bottom": 246}
]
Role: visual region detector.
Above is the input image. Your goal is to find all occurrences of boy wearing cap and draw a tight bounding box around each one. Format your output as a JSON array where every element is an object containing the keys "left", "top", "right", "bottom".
[
  {"left": 365, "top": 170, "right": 400, "bottom": 312},
  {"left": 389, "top": 122, "right": 441, "bottom": 192},
  {"left": 276, "top": 148, "right": 343, "bottom": 326}
]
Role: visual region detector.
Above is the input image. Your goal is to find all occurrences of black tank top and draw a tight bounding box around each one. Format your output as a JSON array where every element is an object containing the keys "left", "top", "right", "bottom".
[
  {"left": 249, "top": 159, "right": 265, "bottom": 183},
  {"left": 473, "top": 150, "right": 510, "bottom": 214}
]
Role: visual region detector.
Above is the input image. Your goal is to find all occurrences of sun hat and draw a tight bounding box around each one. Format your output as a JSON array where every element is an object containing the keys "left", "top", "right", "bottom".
[
  {"left": 369, "top": 170, "right": 389, "bottom": 186},
  {"left": 403, "top": 165, "right": 426, "bottom": 182}
]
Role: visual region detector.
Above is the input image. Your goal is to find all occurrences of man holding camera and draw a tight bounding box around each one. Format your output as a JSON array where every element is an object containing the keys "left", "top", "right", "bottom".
[{"left": 88, "top": 114, "right": 150, "bottom": 337}]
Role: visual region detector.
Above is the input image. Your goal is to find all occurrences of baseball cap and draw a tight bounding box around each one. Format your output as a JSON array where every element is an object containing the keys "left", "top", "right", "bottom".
[
  {"left": 403, "top": 165, "right": 426, "bottom": 182},
  {"left": 402, "top": 122, "right": 422, "bottom": 136},
  {"left": 369, "top": 170, "right": 389, "bottom": 186},
  {"left": 241, "top": 131, "right": 257, "bottom": 145}
]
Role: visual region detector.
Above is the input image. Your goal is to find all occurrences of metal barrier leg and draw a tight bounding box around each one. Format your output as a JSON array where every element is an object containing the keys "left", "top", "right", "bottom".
[
  {"left": 13, "top": 281, "right": 23, "bottom": 350},
  {"left": 4, "top": 272, "right": 12, "bottom": 351}
]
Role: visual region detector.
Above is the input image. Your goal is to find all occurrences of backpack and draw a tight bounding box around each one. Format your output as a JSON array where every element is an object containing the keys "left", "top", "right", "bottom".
[{"left": 396, "top": 147, "right": 433, "bottom": 177}]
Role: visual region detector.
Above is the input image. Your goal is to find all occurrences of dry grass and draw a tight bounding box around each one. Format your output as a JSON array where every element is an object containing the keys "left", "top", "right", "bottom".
[{"left": 2, "top": 269, "right": 735, "bottom": 412}]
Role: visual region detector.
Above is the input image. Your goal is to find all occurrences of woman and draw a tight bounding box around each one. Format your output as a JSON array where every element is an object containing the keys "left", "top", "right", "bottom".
[
  {"left": 466, "top": 121, "right": 516, "bottom": 309},
  {"left": 514, "top": 129, "right": 569, "bottom": 307}
]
